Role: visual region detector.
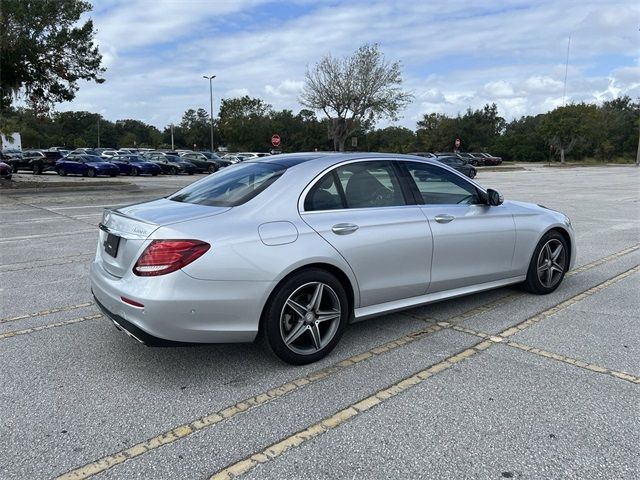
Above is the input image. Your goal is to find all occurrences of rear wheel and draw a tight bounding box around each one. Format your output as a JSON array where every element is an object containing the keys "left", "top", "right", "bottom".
[
  {"left": 170, "top": 167, "right": 178, "bottom": 175},
  {"left": 523, "top": 231, "right": 568, "bottom": 294},
  {"left": 132, "top": 168, "right": 139, "bottom": 176},
  {"left": 87, "top": 168, "right": 96, "bottom": 178},
  {"left": 57, "top": 167, "right": 66, "bottom": 176},
  {"left": 468, "top": 169, "right": 476, "bottom": 179},
  {"left": 262, "top": 269, "right": 348, "bottom": 365},
  {"left": 208, "top": 164, "right": 218, "bottom": 173},
  {"left": 32, "top": 164, "right": 42, "bottom": 175},
  {"left": 471, "top": 160, "right": 478, "bottom": 166}
]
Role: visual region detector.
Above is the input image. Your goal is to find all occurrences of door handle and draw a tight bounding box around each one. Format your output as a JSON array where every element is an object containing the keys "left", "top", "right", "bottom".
[
  {"left": 434, "top": 214, "right": 455, "bottom": 224},
  {"left": 332, "top": 223, "right": 359, "bottom": 235}
]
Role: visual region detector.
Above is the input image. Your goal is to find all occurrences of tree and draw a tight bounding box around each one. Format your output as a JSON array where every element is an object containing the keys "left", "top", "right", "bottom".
[
  {"left": 538, "top": 103, "right": 599, "bottom": 163},
  {"left": 218, "top": 96, "right": 272, "bottom": 150},
  {"left": 300, "top": 44, "right": 413, "bottom": 151},
  {"left": 0, "top": 0, "right": 104, "bottom": 113}
]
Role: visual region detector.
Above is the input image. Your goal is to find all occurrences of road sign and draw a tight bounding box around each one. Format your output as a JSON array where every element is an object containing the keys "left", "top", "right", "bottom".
[
  {"left": 271, "top": 134, "right": 281, "bottom": 147},
  {"left": 455, "top": 138, "right": 461, "bottom": 148}
]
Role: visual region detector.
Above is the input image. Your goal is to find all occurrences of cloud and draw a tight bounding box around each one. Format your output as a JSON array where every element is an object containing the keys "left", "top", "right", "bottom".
[{"left": 58, "top": 0, "right": 640, "bottom": 129}]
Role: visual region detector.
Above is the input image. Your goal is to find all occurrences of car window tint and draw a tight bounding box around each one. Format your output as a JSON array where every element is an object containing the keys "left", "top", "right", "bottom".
[
  {"left": 335, "top": 161, "right": 405, "bottom": 209},
  {"left": 405, "top": 162, "right": 481, "bottom": 205},
  {"left": 304, "top": 172, "right": 344, "bottom": 211},
  {"left": 168, "top": 163, "right": 286, "bottom": 207}
]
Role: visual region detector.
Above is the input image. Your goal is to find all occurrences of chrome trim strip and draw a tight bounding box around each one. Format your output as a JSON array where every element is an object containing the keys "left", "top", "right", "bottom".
[{"left": 353, "top": 276, "right": 526, "bottom": 321}]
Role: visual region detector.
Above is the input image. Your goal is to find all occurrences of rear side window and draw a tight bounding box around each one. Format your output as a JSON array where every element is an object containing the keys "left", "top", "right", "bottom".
[{"left": 168, "top": 163, "right": 286, "bottom": 207}]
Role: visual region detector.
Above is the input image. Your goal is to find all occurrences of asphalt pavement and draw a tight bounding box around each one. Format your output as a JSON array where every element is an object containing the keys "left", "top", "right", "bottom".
[{"left": 0, "top": 164, "right": 638, "bottom": 479}]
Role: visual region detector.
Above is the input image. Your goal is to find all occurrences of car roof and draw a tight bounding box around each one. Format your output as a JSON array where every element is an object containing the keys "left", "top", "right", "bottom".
[{"left": 247, "top": 151, "right": 451, "bottom": 168}]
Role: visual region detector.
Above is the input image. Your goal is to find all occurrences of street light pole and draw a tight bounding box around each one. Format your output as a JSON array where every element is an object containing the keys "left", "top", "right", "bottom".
[{"left": 203, "top": 75, "right": 216, "bottom": 152}]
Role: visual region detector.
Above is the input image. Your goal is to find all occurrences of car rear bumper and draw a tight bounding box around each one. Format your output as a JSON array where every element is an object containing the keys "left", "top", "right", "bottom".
[{"left": 90, "top": 260, "right": 272, "bottom": 344}]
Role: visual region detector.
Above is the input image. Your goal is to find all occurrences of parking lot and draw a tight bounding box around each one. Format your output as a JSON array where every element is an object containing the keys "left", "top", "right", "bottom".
[{"left": 1, "top": 164, "right": 638, "bottom": 479}]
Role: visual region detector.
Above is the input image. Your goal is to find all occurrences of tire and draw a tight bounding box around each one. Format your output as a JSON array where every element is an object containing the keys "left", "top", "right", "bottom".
[
  {"left": 262, "top": 268, "right": 349, "bottom": 365},
  {"left": 87, "top": 168, "right": 96, "bottom": 178},
  {"left": 132, "top": 168, "right": 139, "bottom": 176},
  {"left": 522, "top": 230, "right": 569, "bottom": 294},
  {"left": 152, "top": 172, "right": 158, "bottom": 176},
  {"left": 208, "top": 165, "right": 218, "bottom": 174},
  {"left": 468, "top": 169, "right": 476, "bottom": 179},
  {"left": 57, "top": 167, "right": 67, "bottom": 176},
  {"left": 110, "top": 173, "right": 117, "bottom": 177},
  {"left": 170, "top": 167, "right": 178, "bottom": 175},
  {"left": 471, "top": 160, "right": 478, "bottom": 166},
  {"left": 188, "top": 172, "right": 194, "bottom": 175},
  {"left": 32, "top": 164, "right": 42, "bottom": 175}
]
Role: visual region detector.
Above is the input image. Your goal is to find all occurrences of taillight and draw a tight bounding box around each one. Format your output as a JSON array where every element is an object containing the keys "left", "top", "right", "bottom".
[{"left": 133, "top": 240, "right": 210, "bottom": 276}]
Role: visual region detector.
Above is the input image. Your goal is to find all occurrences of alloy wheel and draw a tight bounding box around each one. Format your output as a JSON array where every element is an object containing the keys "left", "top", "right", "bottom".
[
  {"left": 536, "top": 239, "right": 565, "bottom": 288},
  {"left": 279, "top": 282, "right": 341, "bottom": 355}
]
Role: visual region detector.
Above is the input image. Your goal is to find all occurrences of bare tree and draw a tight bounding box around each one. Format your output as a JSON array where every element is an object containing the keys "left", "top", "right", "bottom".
[{"left": 300, "top": 44, "right": 413, "bottom": 151}]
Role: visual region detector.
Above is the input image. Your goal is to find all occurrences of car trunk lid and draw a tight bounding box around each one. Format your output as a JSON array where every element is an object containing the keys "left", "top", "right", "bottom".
[{"left": 98, "top": 198, "right": 230, "bottom": 278}]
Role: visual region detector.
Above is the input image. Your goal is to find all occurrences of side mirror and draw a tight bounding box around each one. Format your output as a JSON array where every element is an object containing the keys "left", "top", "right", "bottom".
[{"left": 486, "top": 188, "right": 504, "bottom": 206}]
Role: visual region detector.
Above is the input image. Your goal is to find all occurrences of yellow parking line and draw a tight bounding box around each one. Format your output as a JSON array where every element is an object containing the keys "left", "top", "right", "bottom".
[
  {"left": 209, "top": 341, "right": 493, "bottom": 480},
  {"left": 207, "top": 265, "right": 640, "bottom": 480},
  {"left": 56, "top": 323, "right": 446, "bottom": 480},
  {"left": 506, "top": 341, "right": 640, "bottom": 384},
  {"left": 450, "top": 323, "right": 640, "bottom": 385},
  {"left": 0, "top": 302, "right": 94, "bottom": 325},
  {"left": 498, "top": 264, "right": 640, "bottom": 339},
  {"left": 55, "top": 247, "right": 640, "bottom": 479},
  {"left": 0, "top": 314, "right": 102, "bottom": 340}
]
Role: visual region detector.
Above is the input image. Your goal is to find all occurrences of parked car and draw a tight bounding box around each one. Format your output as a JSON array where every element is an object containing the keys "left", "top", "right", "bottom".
[
  {"left": 435, "top": 156, "right": 477, "bottom": 178},
  {"left": 69, "top": 148, "right": 101, "bottom": 156},
  {"left": 90, "top": 152, "right": 574, "bottom": 364},
  {"left": 108, "top": 155, "right": 161, "bottom": 176},
  {"left": 100, "top": 150, "right": 119, "bottom": 158},
  {"left": 56, "top": 154, "right": 120, "bottom": 177},
  {"left": 148, "top": 155, "right": 197, "bottom": 175},
  {"left": 165, "top": 155, "right": 198, "bottom": 175},
  {"left": 408, "top": 152, "right": 436, "bottom": 158},
  {"left": 1, "top": 148, "right": 22, "bottom": 172},
  {"left": 0, "top": 161, "right": 12, "bottom": 180},
  {"left": 221, "top": 154, "right": 244, "bottom": 164},
  {"left": 480, "top": 152, "right": 503, "bottom": 165},
  {"left": 21, "top": 149, "right": 66, "bottom": 174},
  {"left": 180, "top": 152, "right": 231, "bottom": 172},
  {"left": 468, "top": 153, "right": 488, "bottom": 166}
]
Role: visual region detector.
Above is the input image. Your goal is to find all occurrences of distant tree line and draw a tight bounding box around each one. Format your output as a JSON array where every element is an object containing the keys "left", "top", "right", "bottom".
[{"left": 1, "top": 95, "right": 637, "bottom": 162}]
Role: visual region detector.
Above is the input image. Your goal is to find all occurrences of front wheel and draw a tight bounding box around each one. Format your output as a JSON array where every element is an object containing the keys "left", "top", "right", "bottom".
[
  {"left": 57, "top": 167, "right": 67, "bottom": 176},
  {"left": 262, "top": 269, "right": 348, "bottom": 365},
  {"left": 132, "top": 168, "right": 139, "bottom": 176},
  {"left": 208, "top": 165, "right": 218, "bottom": 173},
  {"left": 471, "top": 160, "right": 478, "bottom": 166},
  {"left": 523, "top": 231, "right": 568, "bottom": 294},
  {"left": 32, "top": 164, "right": 42, "bottom": 175},
  {"left": 468, "top": 169, "right": 476, "bottom": 179},
  {"left": 87, "top": 168, "right": 96, "bottom": 178},
  {"left": 170, "top": 167, "right": 178, "bottom": 175}
]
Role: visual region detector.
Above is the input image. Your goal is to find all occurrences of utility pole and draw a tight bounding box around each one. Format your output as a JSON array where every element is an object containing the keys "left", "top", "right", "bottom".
[
  {"left": 170, "top": 124, "right": 174, "bottom": 150},
  {"left": 636, "top": 122, "right": 639, "bottom": 166},
  {"left": 97, "top": 118, "right": 101, "bottom": 148},
  {"left": 203, "top": 75, "right": 216, "bottom": 152}
]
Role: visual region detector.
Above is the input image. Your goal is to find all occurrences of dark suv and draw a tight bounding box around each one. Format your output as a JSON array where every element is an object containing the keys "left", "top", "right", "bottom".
[{"left": 20, "top": 149, "right": 66, "bottom": 174}]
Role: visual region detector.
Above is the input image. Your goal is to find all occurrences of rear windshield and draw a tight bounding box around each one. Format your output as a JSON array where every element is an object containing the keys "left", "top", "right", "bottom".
[{"left": 168, "top": 162, "right": 286, "bottom": 207}]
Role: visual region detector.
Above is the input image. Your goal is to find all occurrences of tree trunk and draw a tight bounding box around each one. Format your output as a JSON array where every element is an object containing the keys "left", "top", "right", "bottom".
[
  {"left": 338, "top": 137, "right": 346, "bottom": 152},
  {"left": 560, "top": 147, "right": 565, "bottom": 164},
  {"left": 636, "top": 123, "right": 639, "bottom": 166}
]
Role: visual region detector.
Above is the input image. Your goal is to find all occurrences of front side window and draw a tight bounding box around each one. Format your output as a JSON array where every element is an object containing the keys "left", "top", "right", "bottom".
[
  {"left": 168, "top": 162, "right": 286, "bottom": 207},
  {"left": 305, "top": 161, "right": 405, "bottom": 211},
  {"left": 404, "top": 162, "right": 481, "bottom": 205}
]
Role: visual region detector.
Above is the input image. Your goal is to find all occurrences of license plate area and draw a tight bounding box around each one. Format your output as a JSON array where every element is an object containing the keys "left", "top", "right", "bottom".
[{"left": 104, "top": 233, "right": 121, "bottom": 257}]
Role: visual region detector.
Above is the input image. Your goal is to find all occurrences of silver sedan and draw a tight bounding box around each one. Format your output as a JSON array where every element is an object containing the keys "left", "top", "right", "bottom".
[{"left": 90, "top": 153, "right": 575, "bottom": 364}]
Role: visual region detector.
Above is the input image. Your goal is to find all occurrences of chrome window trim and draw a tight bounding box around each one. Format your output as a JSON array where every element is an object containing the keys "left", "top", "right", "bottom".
[{"left": 298, "top": 157, "right": 487, "bottom": 214}]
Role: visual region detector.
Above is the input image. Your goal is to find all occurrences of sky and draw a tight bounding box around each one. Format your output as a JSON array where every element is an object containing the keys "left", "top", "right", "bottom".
[{"left": 59, "top": 0, "right": 640, "bottom": 129}]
